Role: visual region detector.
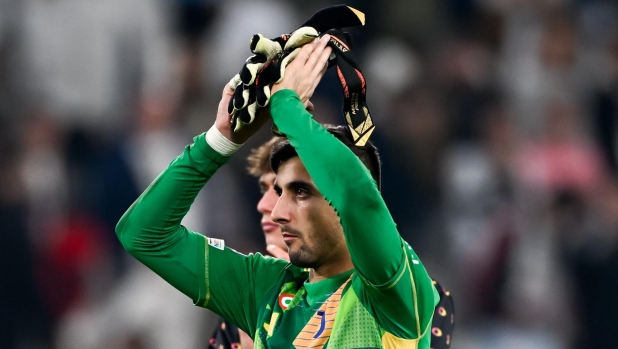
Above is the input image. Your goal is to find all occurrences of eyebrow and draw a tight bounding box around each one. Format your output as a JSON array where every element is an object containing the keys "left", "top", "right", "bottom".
[
  {"left": 274, "top": 179, "right": 317, "bottom": 193},
  {"left": 273, "top": 180, "right": 281, "bottom": 196},
  {"left": 258, "top": 181, "right": 269, "bottom": 193}
]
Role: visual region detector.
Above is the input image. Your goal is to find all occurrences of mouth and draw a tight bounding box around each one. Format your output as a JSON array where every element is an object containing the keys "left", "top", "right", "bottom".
[
  {"left": 261, "top": 221, "right": 279, "bottom": 233},
  {"left": 281, "top": 232, "right": 299, "bottom": 243}
]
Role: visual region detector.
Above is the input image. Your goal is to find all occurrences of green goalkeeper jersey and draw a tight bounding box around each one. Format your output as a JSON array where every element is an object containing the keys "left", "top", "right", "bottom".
[{"left": 116, "top": 89, "right": 439, "bottom": 349}]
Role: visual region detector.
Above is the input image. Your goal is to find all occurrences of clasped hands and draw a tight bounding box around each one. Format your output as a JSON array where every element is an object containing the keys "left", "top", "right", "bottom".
[{"left": 215, "top": 32, "right": 332, "bottom": 145}]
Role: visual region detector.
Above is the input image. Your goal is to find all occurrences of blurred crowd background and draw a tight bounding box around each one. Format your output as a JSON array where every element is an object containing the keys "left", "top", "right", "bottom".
[{"left": 1, "top": 0, "right": 617, "bottom": 348}]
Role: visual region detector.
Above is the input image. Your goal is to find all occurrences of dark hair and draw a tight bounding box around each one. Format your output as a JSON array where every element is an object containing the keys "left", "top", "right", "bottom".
[
  {"left": 270, "top": 125, "right": 381, "bottom": 189},
  {"left": 246, "top": 136, "right": 284, "bottom": 177}
]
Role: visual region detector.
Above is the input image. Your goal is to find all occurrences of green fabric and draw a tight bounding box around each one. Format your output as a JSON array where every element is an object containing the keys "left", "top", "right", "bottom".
[
  {"left": 116, "top": 133, "right": 229, "bottom": 303},
  {"left": 116, "top": 90, "right": 438, "bottom": 348},
  {"left": 329, "top": 289, "right": 383, "bottom": 348},
  {"left": 304, "top": 270, "right": 353, "bottom": 306},
  {"left": 116, "top": 134, "right": 289, "bottom": 335},
  {"left": 254, "top": 268, "right": 349, "bottom": 349}
]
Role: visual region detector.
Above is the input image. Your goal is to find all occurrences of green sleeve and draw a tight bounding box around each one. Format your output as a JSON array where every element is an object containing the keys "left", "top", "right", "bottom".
[
  {"left": 115, "top": 133, "right": 288, "bottom": 336},
  {"left": 269, "top": 90, "right": 437, "bottom": 339}
]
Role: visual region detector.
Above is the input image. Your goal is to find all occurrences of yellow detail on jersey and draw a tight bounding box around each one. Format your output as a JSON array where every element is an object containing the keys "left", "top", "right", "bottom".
[
  {"left": 293, "top": 277, "right": 351, "bottom": 349},
  {"left": 381, "top": 332, "right": 419, "bottom": 349},
  {"left": 403, "top": 247, "right": 422, "bottom": 337},
  {"left": 264, "top": 312, "right": 280, "bottom": 336}
]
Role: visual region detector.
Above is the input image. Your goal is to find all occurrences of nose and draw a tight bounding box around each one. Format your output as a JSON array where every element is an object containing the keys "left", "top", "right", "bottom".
[
  {"left": 257, "top": 187, "right": 278, "bottom": 215},
  {"left": 270, "top": 195, "right": 290, "bottom": 225}
]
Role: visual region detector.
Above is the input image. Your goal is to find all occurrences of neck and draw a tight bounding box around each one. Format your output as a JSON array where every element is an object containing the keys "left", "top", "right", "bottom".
[{"left": 308, "top": 258, "right": 354, "bottom": 283}]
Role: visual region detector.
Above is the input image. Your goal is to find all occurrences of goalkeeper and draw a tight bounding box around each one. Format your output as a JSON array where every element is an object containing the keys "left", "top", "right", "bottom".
[
  {"left": 208, "top": 138, "right": 454, "bottom": 349},
  {"left": 117, "top": 35, "right": 438, "bottom": 348}
]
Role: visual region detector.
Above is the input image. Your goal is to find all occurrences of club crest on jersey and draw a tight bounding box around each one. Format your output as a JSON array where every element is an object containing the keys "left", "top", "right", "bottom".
[
  {"left": 208, "top": 238, "right": 225, "bottom": 250},
  {"left": 278, "top": 293, "right": 294, "bottom": 310}
]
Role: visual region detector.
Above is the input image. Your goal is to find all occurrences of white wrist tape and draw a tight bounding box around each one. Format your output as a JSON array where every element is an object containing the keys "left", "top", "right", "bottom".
[{"left": 205, "top": 125, "right": 243, "bottom": 156}]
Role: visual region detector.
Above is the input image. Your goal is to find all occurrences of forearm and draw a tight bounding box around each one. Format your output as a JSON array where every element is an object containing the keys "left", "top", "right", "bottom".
[
  {"left": 116, "top": 133, "right": 231, "bottom": 301},
  {"left": 270, "top": 90, "right": 403, "bottom": 284}
]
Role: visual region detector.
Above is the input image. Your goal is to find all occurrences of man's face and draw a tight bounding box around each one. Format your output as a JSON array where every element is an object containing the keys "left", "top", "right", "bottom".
[
  {"left": 271, "top": 157, "right": 347, "bottom": 268},
  {"left": 257, "top": 172, "right": 287, "bottom": 251}
]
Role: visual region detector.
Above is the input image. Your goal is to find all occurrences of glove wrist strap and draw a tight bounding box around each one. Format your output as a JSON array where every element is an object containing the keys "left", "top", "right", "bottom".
[{"left": 324, "top": 29, "right": 375, "bottom": 146}]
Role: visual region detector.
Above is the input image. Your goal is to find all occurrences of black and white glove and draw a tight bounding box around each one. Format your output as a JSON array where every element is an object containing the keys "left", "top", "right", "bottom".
[
  {"left": 229, "top": 4, "right": 371, "bottom": 142},
  {"left": 228, "top": 27, "right": 319, "bottom": 132}
]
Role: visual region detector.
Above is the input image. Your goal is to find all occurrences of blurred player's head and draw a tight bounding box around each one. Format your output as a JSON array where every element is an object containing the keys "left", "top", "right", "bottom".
[
  {"left": 247, "top": 136, "right": 287, "bottom": 252},
  {"left": 269, "top": 125, "right": 380, "bottom": 268}
]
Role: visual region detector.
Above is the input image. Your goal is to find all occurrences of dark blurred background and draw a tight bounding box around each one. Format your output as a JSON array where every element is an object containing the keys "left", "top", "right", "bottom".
[{"left": 1, "top": 0, "right": 617, "bottom": 348}]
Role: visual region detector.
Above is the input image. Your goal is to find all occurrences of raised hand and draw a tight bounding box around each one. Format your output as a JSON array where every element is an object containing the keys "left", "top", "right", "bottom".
[
  {"left": 270, "top": 34, "right": 332, "bottom": 106},
  {"left": 228, "top": 27, "right": 319, "bottom": 132},
  {"left": 215, "top": 84, "right": 269, "bottom": 144}
]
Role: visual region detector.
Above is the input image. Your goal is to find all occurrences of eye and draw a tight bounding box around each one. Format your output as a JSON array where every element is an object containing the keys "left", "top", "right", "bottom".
[
  {"left": 274, "top": 186, "right": 282, "bottom": 196},
  {"left": 296, "top": 187, "right": 309, "bottom": 197}
]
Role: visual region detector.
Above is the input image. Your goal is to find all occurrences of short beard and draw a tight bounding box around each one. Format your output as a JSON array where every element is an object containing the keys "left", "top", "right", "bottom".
[
  {"left": 284, "top": 226, "right": 339, "bottom": 269},
  {"left": 281, "top": 226, "right": 317, "bottom": 268},
  {"left": 288, "top": 244, "right": 320, "bottom": 268}
]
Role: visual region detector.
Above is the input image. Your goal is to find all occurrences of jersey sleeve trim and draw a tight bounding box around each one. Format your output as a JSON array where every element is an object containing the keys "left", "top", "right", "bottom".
[
  {"left": 195, "top": 234, "right": 209, "bottom": 307},
  {"left": 356, "top": 243, "right": 408, "bottom": 291},
  {"left": 355, "top": 243, "right": 424, "bottom": 337},
  {"left": 404, "top": 248, "right": 421, "bottom": 336}
]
